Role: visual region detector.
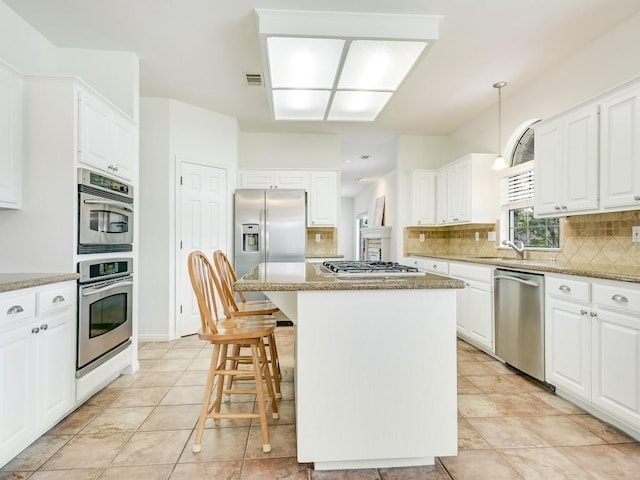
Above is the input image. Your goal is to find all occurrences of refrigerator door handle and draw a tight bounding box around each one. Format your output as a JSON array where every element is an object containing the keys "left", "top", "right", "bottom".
[{"left": 262, "top": 208, "right": 269, "bottom": 263}]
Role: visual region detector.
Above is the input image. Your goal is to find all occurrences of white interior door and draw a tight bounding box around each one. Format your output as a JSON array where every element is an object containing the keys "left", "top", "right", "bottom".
[{"left": 178, "top": 161, "right": 227, "bottom": 337}]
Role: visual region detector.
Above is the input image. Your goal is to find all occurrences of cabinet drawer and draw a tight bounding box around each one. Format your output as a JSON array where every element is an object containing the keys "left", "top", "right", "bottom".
[
  {"left": 37, "top": 284, "right": 76, "bottom": 316},
  {"left": 449, "top": 262, "right": 492, "bottom": 283},
  {"left": 593, "top": 282, "right": 640, "bottom": 314},
  {"left": 546, "top": 275, "right": 590, "bottom": 303},
  {"left": 0, "top": 292, "right": 36, "bottom": 325},
  {"left": 423, "top": 259, "right": 449, "bottom": 275}
]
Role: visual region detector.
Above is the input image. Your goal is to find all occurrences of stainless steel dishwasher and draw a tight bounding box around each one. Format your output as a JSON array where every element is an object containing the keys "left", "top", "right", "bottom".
[{"left": 494, "top": 268, "right": 546, "bottom": 383}]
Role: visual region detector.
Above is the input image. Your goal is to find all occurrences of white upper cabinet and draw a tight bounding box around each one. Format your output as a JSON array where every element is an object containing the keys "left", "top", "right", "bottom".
[
  {"left": 600, "top": 84, "right": 640, "bottom": 210},
  {"left": 239, "top": 169, "right": 338, "bottom": 226},
  {"left": 78, "top": 87, "right": 135, "bottom": 181},
  {"left": 534, "top": 103, "right": 599, "bottom": 216},
  {"left": 0, "top": 61, "right": 23, "bottom": 209},
  {"left": 240, "top": 170, "right": 310, "bottom": 190},
  {"left": 435, "top": 169, "right": 448, "bottom": 225},
  {"left": 439, "top": 153, "right": 498, "bottom": 225},
  {"left": 308, "top": 171, "right": 338, "bottom": 226},
  {"left": 410, "top": 170, "right": 436, "bottom": 226}
]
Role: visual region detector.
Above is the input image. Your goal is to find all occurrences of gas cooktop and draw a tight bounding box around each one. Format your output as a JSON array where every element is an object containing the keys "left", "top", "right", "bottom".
[{"left": 321, "top": 261, "right": 423, "bottom": 277}]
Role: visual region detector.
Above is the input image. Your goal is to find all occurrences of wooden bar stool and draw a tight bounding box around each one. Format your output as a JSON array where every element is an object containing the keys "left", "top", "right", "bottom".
[
  {"left": 213, "top": 250, "right": 282, "bottom": 398},
  {"left": 187, "top": 250, "right": 279, "bottom": 454}
]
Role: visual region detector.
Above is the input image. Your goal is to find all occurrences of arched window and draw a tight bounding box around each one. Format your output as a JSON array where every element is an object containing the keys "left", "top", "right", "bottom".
[
  {"left": 500, "top": 119, "right": 559, "bottom": 249},
  {"left": 503, "top": 119, "right": 540, "bottom": 168},
  {"left": 510, "top": 124, "right": 536, "bottom": 167}
]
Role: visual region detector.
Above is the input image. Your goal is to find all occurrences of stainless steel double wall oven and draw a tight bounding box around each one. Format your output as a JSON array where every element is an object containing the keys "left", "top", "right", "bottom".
[
  {"left": 76, "top": 169, "right": 134, "bottom": 377},
  {"left": 78, "top": 168, "right": 133, "bottom": 254}
]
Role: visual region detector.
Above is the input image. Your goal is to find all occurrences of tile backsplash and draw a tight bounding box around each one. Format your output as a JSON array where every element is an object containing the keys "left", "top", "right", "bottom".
[
  {"left": 405, "top": 210, "right": 640, "bottom": 269},
  {"left": 306, "top": 227, "right": 338, "bottom": 257}
]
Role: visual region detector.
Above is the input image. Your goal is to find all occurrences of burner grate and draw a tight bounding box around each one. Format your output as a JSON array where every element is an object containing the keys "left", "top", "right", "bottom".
[{"left": 322, "top": 260, "right": 419, "bottom": 274}]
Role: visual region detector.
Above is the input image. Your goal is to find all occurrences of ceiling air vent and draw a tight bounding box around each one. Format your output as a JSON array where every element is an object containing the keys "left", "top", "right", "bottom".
[{"left": 245, "top": 73, "right": 263, "bottom": 86}]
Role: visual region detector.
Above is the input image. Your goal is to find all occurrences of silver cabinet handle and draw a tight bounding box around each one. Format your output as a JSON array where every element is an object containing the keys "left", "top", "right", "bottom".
[
  {"left": 559, "top": 285, "right": 571, "bottom": 293},
  {"left": 433, "top": 265, "right": 438, "bottom": 269},
  {"left": 561, "top": 205, "right": 567, "bottom": 210},
  {"left": 611, "top": 294, "right": 628, "bottom": 303},
  {"left": 554, "top": 206, "right": 561, "bottom": 211},
  {"left": 40, "top": 324, "right": 48, "bottom": 330},
  {"left": 52, "top": 295, "right": 65, "bottom": 303},
  {"left": 590, "top": 312, "right": 598, "bottom": 317},
  {"left": 580, "top": 309, "right": 588, "bottom": 315},
  {"left": 634, "top": 195, "right": 640, "bottom": 201},
  {"left": 31, "top": 327, "right": 40, "bottom": 334},
  {"left": 7, "top": 305, "right": 24, "bottom": 315}
]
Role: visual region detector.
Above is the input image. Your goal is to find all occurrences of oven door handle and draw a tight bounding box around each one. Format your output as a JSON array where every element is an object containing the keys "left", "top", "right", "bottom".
[
  {"left": 83, "top": 199, "right": 133, "bottom": 212},
  {"left": 82, "top": 281, "right": 134, "bottom": 296}
]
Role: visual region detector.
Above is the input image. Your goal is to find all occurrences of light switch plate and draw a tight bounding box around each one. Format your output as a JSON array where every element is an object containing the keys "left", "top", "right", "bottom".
[
  {"left": 419, "top": 233, "right": 425, "bottom": 242},
  {"left": 488, "top": 231, "right": 497, "bottom": 241},
  {"left": 475, "top": 232, "right": 480, "bottom": 241},
  {"left": 633, "top": 226, "right": 640, "bottom": 243},
  {"left": 315, "top": 233, "right": 321, "bottom": 242}
]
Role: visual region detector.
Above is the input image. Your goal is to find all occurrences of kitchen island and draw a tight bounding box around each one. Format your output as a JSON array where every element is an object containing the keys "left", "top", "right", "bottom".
[{"left": 235, "top": 262, "right": 464, "bottom": 471}]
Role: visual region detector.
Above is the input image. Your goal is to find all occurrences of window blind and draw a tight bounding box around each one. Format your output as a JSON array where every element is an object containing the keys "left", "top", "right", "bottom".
[{"left": 502, "top": 169, "right": 534, "bottom": 204}]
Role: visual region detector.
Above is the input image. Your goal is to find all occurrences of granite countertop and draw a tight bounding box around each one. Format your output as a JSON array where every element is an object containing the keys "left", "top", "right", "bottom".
[
  {"left": 235, "top": 262, "right": 465, "bottom": 291},
  {"left": 411, "top": 254, "right": 640, "bottom": 284},
  {"left": 0, "top": 273, "right": 80, "bottom": 293}
]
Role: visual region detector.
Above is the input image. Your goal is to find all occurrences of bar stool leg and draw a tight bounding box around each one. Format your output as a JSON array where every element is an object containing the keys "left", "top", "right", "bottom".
[
  {"left": 193, "top": 343, "right": 220, "bottom": 453},
  {"left": 251, "top": 343, "right": 271, "bottom": 453}
]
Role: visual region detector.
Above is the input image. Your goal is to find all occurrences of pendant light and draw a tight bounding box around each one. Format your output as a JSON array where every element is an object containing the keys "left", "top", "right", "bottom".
[{"left": 492, "top": 81, "right": 508, "bottom": 170}]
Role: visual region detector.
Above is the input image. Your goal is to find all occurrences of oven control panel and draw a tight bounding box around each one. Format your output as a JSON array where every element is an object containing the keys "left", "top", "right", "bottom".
[{"left": 78, "top": 258, "right": 132, "bottom": 283}]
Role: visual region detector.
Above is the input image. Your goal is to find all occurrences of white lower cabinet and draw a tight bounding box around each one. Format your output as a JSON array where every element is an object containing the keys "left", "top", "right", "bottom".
[
  {"left": 591, "top": 278, "right": 640, "bottom": 431},
  {"left": 545, "top": 297, "right": 592, "bottom": 400},
  {"left": 0, "top": 282, "right": 76, "bottom": 468},
  {"left": 449, "top": 262, "right": 494, "bottom": 352},
  {"left": 545, "top": 274, "right": 640, "bottom": 437}
]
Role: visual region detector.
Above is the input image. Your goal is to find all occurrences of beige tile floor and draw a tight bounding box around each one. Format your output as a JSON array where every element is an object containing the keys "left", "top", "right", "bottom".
[{"left": 2, "top": 328, "right": 640, "bottom": 479}]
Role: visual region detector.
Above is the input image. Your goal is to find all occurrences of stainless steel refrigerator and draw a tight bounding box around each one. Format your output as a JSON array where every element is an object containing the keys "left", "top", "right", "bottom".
[{"left": 234, "top": 189, "right": 307, "bottom": 291}]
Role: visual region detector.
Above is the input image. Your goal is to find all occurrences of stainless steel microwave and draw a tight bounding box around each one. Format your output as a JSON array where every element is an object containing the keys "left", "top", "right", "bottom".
[{"left": 78, "top": 168, "right": 134, "bottom": 254}]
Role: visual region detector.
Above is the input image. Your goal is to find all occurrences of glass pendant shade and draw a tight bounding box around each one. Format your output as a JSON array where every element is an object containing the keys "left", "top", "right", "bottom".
[{"left": 492, "top": 155, "right": 508, "bottom": 170}]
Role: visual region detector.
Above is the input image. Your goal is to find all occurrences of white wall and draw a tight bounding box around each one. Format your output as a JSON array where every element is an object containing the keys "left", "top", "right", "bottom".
[
  {"left": 353, "top": 170, "right": 398, "bottom": 261},
  {"left": 239, "top": 132, "right": 340, "bottom": 169},
  {"left": 0, "top": 1, "right": 57, "bottom": 75},
  {"left": 339, "top": 197, "right": 354, "bottom": 259},
  {"left": 0, "top": 1, "right": 138, "bottom": 119},
  {"left": 57, "top": 48, "right": 140, "bottom": 120},
  {"left": 138, "top": 98, "right": 239, "bottom": 341},
  {"left": 450, "top": 10, "right": 640, "bottom": 160}
]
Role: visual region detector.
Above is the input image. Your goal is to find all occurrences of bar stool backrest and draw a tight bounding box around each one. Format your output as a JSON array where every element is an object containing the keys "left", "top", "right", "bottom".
[{"left": 188, "top": 250, "right": 223, "bottom": 335}]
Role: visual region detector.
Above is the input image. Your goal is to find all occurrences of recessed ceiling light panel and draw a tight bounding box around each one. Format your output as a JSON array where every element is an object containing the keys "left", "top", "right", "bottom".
[
  {"left": 256, "top": 9, "right": 442, "bottom": 122},
  {"left": 338, "top": 40, "right": 427, "bottom": 91},
  {"left": 328, "top": 91, "right": 393, "bottom": 121},
  {"left": 272, "top": 89, "right": 330, "bottom": 120},
  {"left": 267, "top": 37, "right": 345, "bottom": 89}
]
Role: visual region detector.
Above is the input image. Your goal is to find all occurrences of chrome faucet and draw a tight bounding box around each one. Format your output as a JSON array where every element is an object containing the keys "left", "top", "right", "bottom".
[{"left": 502, "top": 239, "right": 525, "bottom": 259}]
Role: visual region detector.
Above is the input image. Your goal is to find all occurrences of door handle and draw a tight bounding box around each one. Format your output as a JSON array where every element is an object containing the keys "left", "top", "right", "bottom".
[
  {"left": 494, "top": 275, "right": 539, "bottom": 287},
  {"left": 83, "top": 199, "right": 133, "bottom": 212}
]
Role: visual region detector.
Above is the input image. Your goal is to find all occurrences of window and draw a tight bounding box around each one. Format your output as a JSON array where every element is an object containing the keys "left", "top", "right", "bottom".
[
  {"left": 500, "top": 118, "right": 560, "bottom": 249},
  {"left": 510, "top": 125, "right": 536, "bottom": 167},
  {"left": 509, "top": 207, "right": 560, "bottom": 248}
]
